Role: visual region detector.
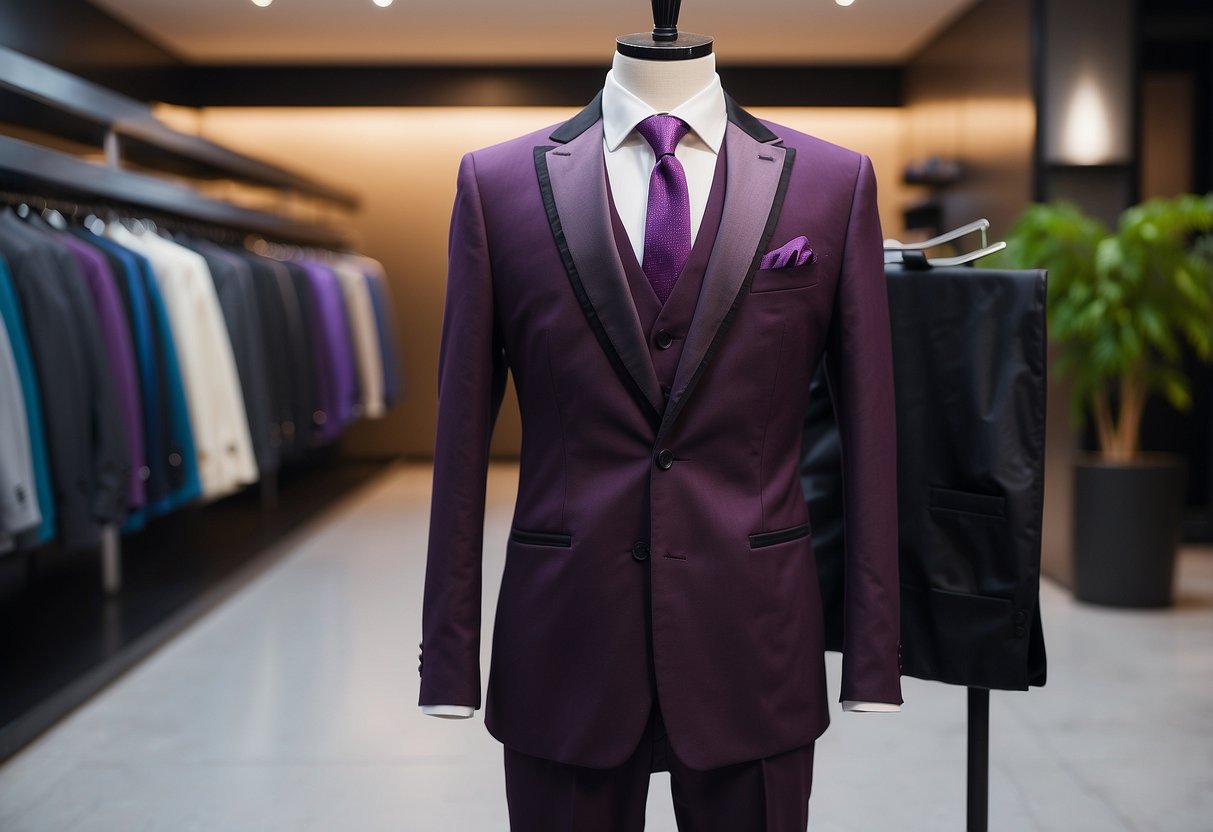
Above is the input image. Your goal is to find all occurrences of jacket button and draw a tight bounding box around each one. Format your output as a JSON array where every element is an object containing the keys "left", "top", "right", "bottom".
[
  {"left": 655, "top": 449, "right": 674, "bottom": 470},
  {"left": 631, "top": 541, "right": 650, "bottom": 562},
  {"left": 655, "top": 330, "right": 674, "bottom": 350},
  {"left": 1013, "top": 610, "right": 1027, "bottom": 624}
]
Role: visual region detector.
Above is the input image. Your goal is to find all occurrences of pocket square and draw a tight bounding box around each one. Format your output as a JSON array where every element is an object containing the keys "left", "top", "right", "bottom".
[{"left": 760, "top": 235, "right": 816, "bottom": 270}]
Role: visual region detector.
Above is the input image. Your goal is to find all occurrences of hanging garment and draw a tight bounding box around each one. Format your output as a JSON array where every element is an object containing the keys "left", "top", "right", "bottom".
[
  {"left": 280, "top": 261, "right": 325, "bottom": 448},
  {"left": 294, "top": 260, "right": 359, "bottom": 444},
  {"left": 230, "top": 250, "right": 304, "bottom": 460},
  {"left": 75, "top": 229, "right": 202, "bottom": 519},
  {"left": 0, "top": 209, "right": 130, "bottom": 549},
  {"left": 0, "top": 308, "right": 41, "bottom": 552},
  {"left": 334, "top": 260, "right": 385, "bottom": 419},
  {"left": 801, "top": 264, "right": 1048, "bottom": 691},
  {"left": 105, "top": 224, "right": 257, "bottom": 500},
  {"left": 0, "top": 257, "right": 54, "bottom": 546},
  {"left": 352, "top": 257, "right": 403, "bottom": 408},
  {"left": 57, "top": 233, "right": 148, "bottom": 511},
  {"left": 182, "top": 237, "right": 279, "bottom": 476}
]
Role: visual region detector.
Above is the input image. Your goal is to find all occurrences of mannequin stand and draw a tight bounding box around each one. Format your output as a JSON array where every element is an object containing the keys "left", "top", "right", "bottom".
[{"left": 967, "top": 687, "right": 990, "bottom": 832}]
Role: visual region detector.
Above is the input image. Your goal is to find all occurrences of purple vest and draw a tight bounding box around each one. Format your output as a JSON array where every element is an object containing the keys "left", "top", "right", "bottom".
[{"left": 606, "top": 146, "right": 728, "bottom": 407}]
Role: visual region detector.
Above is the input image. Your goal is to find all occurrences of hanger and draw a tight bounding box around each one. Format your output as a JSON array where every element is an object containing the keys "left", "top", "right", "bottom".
[{"left": 883, "top": 218, "right": 1006, "bottom": 269}]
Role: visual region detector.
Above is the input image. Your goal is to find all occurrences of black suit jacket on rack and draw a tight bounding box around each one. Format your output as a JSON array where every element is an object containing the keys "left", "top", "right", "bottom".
[
  {"left": 0, "top": 210, "right": 129, "bottom": 550},
  {"left": 803, "top": 263, "right": 1048, "bottom": 691}
]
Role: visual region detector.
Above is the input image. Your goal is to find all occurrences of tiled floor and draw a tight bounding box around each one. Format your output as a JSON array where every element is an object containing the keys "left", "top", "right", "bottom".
[{"left": 1, "top": 462, "right": 1211, "bottom": 831}]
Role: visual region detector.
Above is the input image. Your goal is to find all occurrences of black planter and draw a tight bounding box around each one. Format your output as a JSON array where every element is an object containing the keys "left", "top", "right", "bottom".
[{"left": 1073, "top": 454, "right": 1186, "bottom": 607}]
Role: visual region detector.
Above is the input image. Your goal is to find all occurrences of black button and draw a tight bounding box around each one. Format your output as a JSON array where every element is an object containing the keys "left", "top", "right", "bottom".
[
  {"left": 1014, "top": 610, "right": 1027, "bottom": 624},
  {"left": 1014, "top": 625, "right": 1026, "bottom": 638},
  {"left": 655, "top": 449, "right": 674, "bottom": 469},
  {"left": 631, "top": 541, "right": 650, "bottom": 562},
  {"left": 655, "top": 330, "right": 674, "bottom": 350},
  {"left": 15, "top": 486, "right": 25, "bottom": 502},
  {"left": 661, "top": 385, "right": 671, "bottom": 400}
]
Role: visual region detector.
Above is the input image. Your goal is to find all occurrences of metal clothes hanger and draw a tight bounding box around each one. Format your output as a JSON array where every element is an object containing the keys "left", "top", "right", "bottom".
[{"left": 883, "top": 218, "right": 1006, "bottom": 268}]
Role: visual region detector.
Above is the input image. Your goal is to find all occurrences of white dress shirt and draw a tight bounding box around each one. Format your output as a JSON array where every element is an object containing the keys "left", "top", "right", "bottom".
[
  {"left": 106, "top": 224, "right": 259, "bottom": 500},
  {"left": 422, "top": 71, "right": 900, "bottom": 719}
]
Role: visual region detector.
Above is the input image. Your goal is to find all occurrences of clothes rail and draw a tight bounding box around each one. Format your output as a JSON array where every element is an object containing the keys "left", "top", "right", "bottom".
[{"left": 0, "top": 134, "right": 349, "bottom": 248}]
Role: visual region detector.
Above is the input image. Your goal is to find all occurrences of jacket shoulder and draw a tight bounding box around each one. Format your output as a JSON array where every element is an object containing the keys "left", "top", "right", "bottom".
[
  {"left": 464, "top": 124, "right": 566, "bottom": 175},
  {"left": 760, "top": 119, "right": 866, "bottom": 170}
]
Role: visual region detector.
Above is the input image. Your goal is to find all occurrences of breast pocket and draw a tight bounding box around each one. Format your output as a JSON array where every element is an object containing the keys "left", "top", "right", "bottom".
[{"left": 749, "top": 262, "right": 820, "bottom": 294}]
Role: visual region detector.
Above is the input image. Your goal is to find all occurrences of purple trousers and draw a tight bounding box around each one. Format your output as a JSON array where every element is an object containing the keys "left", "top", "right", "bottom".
[{"left": 503, "top": 697, "right": 816, "bottom": 831}]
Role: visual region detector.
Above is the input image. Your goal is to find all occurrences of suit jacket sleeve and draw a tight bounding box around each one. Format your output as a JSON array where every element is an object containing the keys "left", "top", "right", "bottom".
[
  {"left": 823, "top": 154, "right": 903, "bottom": 705},
  {"left": 419, "top": 152, "right": 509, "bottom": 709}
]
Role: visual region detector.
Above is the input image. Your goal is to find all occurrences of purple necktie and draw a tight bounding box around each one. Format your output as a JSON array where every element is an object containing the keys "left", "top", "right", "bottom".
[{"left": 635, "top": 114, "right": 692, "bottom": 305}]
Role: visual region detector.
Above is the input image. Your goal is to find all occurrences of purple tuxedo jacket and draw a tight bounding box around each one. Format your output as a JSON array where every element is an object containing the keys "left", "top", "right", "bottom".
[{"left": 420, "top": 93, "right": 902, "bottom": 771}]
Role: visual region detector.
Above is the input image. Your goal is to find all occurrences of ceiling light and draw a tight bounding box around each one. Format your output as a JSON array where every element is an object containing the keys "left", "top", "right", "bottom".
[
  {"left": 372, "top": 0, "right": 394, "bottom": 6},
  {"left": 251, "top": 0, "right": 272, "bottom": 6},
  {"left": 836, "top": 0, "right": 855, "bottom": 6}
]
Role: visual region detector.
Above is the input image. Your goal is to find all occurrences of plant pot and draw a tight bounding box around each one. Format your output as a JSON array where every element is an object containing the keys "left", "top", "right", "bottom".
[{"left": 1072, "top": 453, "right": 1186, "bottom": 607}]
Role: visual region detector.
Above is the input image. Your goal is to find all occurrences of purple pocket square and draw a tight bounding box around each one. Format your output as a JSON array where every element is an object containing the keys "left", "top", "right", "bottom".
[{"left": 760, "top": 235, "right": 816, "bottom": 270}]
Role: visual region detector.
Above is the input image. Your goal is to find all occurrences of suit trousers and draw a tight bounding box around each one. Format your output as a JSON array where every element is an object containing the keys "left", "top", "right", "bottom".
[{"left": 503, "top": 696, "right": 815, "bottom": 831}]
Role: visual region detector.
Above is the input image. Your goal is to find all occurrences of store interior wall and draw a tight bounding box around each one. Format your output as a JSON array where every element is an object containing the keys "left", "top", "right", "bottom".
[
  {"left": 170, "top": 105, "right": 909, "bottom": 460},
  {"left": 902, "top": 0, "right": 1034, "bottom": 240}
]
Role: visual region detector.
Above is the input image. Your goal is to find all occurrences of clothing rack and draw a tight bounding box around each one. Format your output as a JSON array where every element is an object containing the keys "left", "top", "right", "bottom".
[{"left": 0, "top": 47, "right": 364, "bottom": 594}]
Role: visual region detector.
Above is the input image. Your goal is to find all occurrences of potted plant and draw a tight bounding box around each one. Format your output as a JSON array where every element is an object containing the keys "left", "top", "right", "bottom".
[{"left": 997, "top": 194, "right": 1213, "bottom": 606}]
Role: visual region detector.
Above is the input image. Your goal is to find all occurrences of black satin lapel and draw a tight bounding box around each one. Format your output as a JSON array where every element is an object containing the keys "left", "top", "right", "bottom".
[
  {"left": 534, "top": 122, "right": 666, "bottom": 426},
  {"left": 656, "top": 122, "right": 796, "bottom": 445}
]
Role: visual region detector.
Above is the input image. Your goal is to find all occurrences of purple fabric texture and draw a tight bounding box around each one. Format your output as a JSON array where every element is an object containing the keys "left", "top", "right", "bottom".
[
  {"left": 60, "top": 235, "right": 147, "bottom": 509},
  {"left": 420, "top": 104, "right": 901, "bottom": 772},
  {"left": 760, "top": 234, "right": 816, "bottom": 270},
  {"left": 636, "top": 115, "right": 692, "bottom": 304},
  {"left": 298, "top": 261, "right": 359, "bottom": 442}
]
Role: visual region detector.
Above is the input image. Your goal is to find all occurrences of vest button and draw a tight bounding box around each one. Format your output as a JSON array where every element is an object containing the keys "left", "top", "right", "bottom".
[
  {"left": 655, "top": 329, "right": 674, "bottom": 350},
  {"left": 631, "top": 541, "right": 650, "bottom": 561},
  {"left": 655, "top": 449, "right": 674, "bottom": 470}
]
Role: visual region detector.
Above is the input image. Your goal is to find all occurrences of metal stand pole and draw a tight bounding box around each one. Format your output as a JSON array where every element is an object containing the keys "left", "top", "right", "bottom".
[
  {"left": 100, "top": 524, "right": 122, "bottom": 595},
  {"left": 967, "top": 687, "right": 990, "bottom": 832}
]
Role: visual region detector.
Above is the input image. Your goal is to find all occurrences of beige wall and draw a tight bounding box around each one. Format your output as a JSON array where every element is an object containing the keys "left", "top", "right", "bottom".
[{"left": 185, "top": 105, "right": 911, "bottom": 460}]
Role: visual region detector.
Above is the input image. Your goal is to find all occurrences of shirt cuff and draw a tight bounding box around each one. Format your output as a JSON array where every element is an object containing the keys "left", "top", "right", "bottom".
[
  {"left": 420, "top": 704, "right": 475, "bottom": 719},
  {"left": 841, "top": 700, "right": 902, "bottom": 713}
]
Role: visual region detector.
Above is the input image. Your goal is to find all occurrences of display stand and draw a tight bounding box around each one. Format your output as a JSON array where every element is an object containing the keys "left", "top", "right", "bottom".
[{"left": 967, "top": 687, "right": 989, "bottom": 832}]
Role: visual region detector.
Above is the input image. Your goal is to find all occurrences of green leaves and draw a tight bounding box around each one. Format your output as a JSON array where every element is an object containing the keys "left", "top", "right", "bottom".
[{"left": 993, "top": 194, "right": 1213, "bottom": 456}]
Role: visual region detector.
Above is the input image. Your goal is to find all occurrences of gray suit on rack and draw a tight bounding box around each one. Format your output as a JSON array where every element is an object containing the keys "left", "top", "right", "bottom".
[{"left": 0, "top": 314, "right": 41, "bottom": 552}]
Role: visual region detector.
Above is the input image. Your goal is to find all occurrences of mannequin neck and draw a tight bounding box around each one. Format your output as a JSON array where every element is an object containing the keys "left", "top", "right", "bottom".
[{"left": 610, "top": 51, "right": 717, "bottom": 113}]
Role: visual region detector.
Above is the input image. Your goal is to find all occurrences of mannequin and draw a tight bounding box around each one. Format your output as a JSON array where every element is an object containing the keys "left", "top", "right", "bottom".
[
  {"left": 422, "top": 41, "right": 898, "bottom": 723},
  {"left": 419, "top": 0, "right": 903, "bottom": 825}
]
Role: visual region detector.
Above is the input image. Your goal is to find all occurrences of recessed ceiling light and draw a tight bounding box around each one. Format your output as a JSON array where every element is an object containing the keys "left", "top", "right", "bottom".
[
  {"left": 373, "top": 0, "right": 394, "bottom": 6},
  {"left": 251, "top": 0, "right": 272, "bottom": 6},
  {"left": 836, "top": 0, "right": 856, "bottom": 6}
]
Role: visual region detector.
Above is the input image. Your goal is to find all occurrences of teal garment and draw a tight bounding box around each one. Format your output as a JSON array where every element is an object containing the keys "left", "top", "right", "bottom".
[{"left": 0, "top": 257, "right": 55, "bottom": 544}]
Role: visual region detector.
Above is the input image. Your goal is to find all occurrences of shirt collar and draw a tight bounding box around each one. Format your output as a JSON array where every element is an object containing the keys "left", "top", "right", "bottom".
[{"left": 601, "top": 69, "right": 727, "bottom": 155}]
